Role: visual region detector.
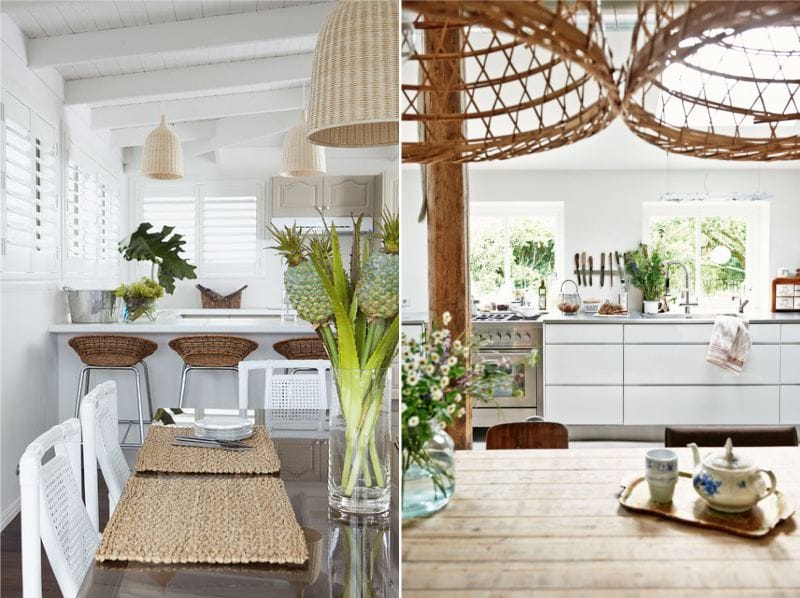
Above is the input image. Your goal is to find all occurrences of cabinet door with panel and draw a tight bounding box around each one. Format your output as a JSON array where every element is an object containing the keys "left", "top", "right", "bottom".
[
  {"left": 271, "top": 177, "right": 323, "bottom": 217},
  {"left": 322, "top": 176, "right": 374, "bottom": 215}
]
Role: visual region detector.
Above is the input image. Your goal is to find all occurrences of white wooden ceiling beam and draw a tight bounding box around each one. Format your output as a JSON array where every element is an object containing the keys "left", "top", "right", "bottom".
[
  {"left": 91, "top": 88, "right": 304, "bottom": 130},
  {"left": 64, "top": 53, "right": 312, "bottom": 105},
  {"left": 182, "top": 111, "right": 301, "bottom": 157},
  {"left": 25, "top": 3, "right": 334, "bottom": 69},
  {"left": 109, "top": 121, "right": 218, "bottom": 148}
]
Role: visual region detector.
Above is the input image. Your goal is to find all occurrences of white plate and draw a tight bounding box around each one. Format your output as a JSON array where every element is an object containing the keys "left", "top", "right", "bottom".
[{"left": 195, "top": 416, "right": 251, "bottom": 431}]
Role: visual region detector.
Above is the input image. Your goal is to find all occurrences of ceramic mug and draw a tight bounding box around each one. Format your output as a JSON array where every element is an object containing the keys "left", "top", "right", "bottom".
[{"left": 646, "top": 448, "right": 679, "bottom": 504}]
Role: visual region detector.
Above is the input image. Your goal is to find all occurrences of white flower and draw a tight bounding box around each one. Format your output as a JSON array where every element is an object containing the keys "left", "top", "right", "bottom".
[
  {"left": 440, "top": 376, "right": 450, "bottom": 388},
  {"left": 453, "top": 393, "right": 462, "bottom": 403},
  {"left": 401, "top": 402, "right": 407, "bottom": 412},
  {"left": 431, "top": 388, "right": 443, "bottom": 401},
  {"left": 458, "top": 407, "right": 465, "bottom": 417},
  {"left": 404, "top": 361, "right": 415, "bottom": 372},
  {"left": 407, "top": 373, "right": 419, "bottom": 385},
  {"left": 408, "top": 416, "right": 419, "bottom": 427},
  {"left": 440, "top": 364, "right": 450, "bottom": 375},
  {"left": 447, "top": 404, "right": 456, "bottom": 414},
  {"left": 447, "top": 356, "right": 458, "bottom": 366},
  {"left": 442, "top": 311, "right": 452, "bottom": 325},
  {"left": 453, "top": 340, "right": 462, "bottom": 351},
  {"left": 430, "top": 352, "right": 440, "bottom": 363},
  {"left": 425, "top": 364, "right": 435, "bottom": 375}
]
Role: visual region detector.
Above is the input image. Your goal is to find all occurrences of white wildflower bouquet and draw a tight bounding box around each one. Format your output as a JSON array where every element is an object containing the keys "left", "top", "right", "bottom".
[{"left": 401, "top": 312, "right": 515, "bottom": 495}]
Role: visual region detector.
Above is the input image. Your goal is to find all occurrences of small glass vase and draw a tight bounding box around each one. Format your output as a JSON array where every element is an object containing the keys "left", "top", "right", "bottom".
[
  {"left": 329, "top": 367, "right": 392, "bottom": 515},
  {"left": 122, "top": 297, "right": 157, "bottom": 322},
  {"left": 402, "top": 424, "right": 455, "bottom": 519}
]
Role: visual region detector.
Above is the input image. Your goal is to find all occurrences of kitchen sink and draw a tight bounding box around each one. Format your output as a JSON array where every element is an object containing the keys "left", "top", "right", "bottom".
[
  {"left": 178, "top": 313, "right": 282, "bottom": 320},
  {"left": 644, "top": 312, "right": 740, "bottom": 320}
]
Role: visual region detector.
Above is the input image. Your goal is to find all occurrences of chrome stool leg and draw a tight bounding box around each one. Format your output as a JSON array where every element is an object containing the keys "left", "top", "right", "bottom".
[
  {"left": 74, "top": 367, "right": 89, "bottom": 417},
  {"left": 141, "top": 360, "right": 154, "bottom": 419},
  {"left": 178, "top": 364, "right": 190, "bottom": 408},
  {"left": 132, "top": 367, "right": 145, "bottom": 445}
]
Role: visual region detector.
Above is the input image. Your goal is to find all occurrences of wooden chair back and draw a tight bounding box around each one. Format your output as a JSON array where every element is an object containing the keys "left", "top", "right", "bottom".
[
  {"left": 486, "top": 422, "right": 569, "bottom": 450},
  {"left": 665, "top": 426, "right": 798, "bottom": 448}
]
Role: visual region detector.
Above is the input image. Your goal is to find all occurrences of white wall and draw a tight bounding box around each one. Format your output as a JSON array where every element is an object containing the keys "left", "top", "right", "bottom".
[
  {"left": 401, "top": 167, "right": 800, "bottom": 316},
  {"left": 0, "top": 15, "right": 126, "bottom": 526}
]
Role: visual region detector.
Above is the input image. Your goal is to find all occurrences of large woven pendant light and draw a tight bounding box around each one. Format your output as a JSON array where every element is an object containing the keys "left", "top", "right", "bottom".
[
  {"left": 307, "top": 0, "right": 398, "bottom": 147},
  {"left": 141, "top": 114, "right": 184, "bottom": 179},
  {"left": 282, "top": 112, "right": 326, "bottom": 176}
]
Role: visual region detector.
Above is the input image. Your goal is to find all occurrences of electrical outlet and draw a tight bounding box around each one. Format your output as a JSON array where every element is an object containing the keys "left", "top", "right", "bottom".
[{"left": 401, "top": 297, "right": 410, "bottom": 308}]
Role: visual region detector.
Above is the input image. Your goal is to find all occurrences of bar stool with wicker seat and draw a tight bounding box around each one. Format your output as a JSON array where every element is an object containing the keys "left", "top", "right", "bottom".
[
  {"left": 68, "top": 335, "right": 157, "bottom": 446},
  {"left": 169, "top": 335, "right": 258, "bottom": 407},
  {"left": 273, "top": 336, "right": 328, "bottom": 360}
]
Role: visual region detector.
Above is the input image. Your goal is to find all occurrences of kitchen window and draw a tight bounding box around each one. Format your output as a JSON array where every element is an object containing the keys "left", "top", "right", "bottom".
[
  {"left": 642, "top": 201, "right": 770, "bottom": 311},
  {"left": 1, "top": 91, "right": 59, "bottom": 276},
  {"left": 470, "top": 202, "right": 564, "bottom": 304},
  {"left": 139, "top": 181, "right": 262, "bottom": 277}
]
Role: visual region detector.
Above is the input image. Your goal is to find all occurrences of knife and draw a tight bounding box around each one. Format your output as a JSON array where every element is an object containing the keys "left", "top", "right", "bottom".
[
  {"left": 589, "top": 255, "right": 593, "bottom": 286},
  {"left": 581, "top": 252, "right": 587, "bottom": 286},
  {"left": 615, "top": 251, "right": 624, "bottom": 282},
  {"left": 600, "top": 253, "right": 605, "bottom": 287},
  {"left": 574, "top": 253, "right": 581, "bottom": 285},
  {"left": 609, "top": 252, "right": 613, "bottom": 286},
  {"left": 172, "top": 441, "right": 252, "bottom": 452}
]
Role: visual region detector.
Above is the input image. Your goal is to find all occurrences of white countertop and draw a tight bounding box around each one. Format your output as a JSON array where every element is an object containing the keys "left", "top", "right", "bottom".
[
  {"left": 542, "top": 311, "right": 800, "bottom": 324},
  {"left": 49, "top": 309, "right": 315, "bottom": 334}
]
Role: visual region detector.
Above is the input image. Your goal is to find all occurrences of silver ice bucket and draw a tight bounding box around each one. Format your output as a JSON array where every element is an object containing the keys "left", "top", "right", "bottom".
[{"left": 64, "top": 287, "right": 117, "bottom": 323}]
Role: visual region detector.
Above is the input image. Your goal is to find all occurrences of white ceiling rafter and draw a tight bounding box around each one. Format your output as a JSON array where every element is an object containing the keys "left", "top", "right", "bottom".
[
  {"left": 181, "top": 111, "right": 302, "bottom": 158},
  {"left": 91, "top": 88, "right": 305, "bottom": 130},
  {"left": 25, "top": 3, "right": 334, "bottom": 69},
  {"left": 64, "top": 53, "right": 313, "bottom": 105},
  {"left": 109, "top": 121, "right": 218, "bottom": 148}
]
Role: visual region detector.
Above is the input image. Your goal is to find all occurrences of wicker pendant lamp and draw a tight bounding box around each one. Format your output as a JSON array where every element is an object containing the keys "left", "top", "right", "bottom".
[
  {"left": 401, "top": 1, "right": 619, "bottom": 164},
  {"left": 623, "top": 1, "right": 800, "bottom": 161},
  {"left": 307, "top": 0, "right": 398, "bottom": 148},
  {"left": 282, "top": 112, "right": 326, "bottom": 176},
  {"left": 141, "top": 115, "right": 184, "bottom": 179}
]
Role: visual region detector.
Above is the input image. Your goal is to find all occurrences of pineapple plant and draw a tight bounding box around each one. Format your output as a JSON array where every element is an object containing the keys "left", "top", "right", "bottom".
[
  {"left": 356, "top": 211, "right": 399, "bottom": 320},
  {"left": 268, "top": 223, "right": 334, "bottom": 326}
]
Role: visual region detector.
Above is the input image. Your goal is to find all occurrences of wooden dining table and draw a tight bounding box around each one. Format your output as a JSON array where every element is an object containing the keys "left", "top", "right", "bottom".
[
  {"left": 403, "top": 447, "right": 800, "bottom": 596},
  {"left": 78, "top": 408, "right": 398, "bottom": 598}
]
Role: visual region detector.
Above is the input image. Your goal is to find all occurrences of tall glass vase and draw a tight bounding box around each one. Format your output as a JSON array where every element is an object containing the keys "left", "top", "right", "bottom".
[
  {"left": 328, "top": 509, "right": 393, "bottom": 597},
  {"left": 329, "top": 367, "right": 392, "bottom": 515}
]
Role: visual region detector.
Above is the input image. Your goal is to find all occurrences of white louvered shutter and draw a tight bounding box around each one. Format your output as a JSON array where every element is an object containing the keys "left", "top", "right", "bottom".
[
  {"left": 32, "top": 114, "right": 58, "bottom": 272},
  {"left": 141, "top": 192, "right": 197, "bottom": 264},
  {"left": 201, "top": 189, "right": 258, "bottom": 274}
]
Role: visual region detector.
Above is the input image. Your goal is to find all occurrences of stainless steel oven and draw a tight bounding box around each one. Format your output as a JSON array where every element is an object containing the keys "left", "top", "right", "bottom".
[{"left": 472, "top": 315, "right": 543, "bottom": 428}]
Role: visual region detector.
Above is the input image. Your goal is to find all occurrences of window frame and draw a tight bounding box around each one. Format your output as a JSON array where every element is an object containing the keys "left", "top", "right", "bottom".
[
  {"left": 641, "top": 200, "right": 770, "bottom": 311},
  {"left": 470, "top": 201, "right": 565, "bottom": 299},
  {"left": 135, "top": 178, "right": 265, "bottom": 279}
]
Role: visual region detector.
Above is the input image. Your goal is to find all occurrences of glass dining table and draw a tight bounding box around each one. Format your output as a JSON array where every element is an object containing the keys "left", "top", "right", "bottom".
[{"left": 78, "top": 408, "right": 398, "bottom": 597}]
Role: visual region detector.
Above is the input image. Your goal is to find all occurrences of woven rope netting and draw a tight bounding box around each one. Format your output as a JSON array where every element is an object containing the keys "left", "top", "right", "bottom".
[
  {"left": 623, "top": 1, "right": 800, "bottom": 161},
  {"left": 402, "top": 1, "right": 619, "bottom": 164}
]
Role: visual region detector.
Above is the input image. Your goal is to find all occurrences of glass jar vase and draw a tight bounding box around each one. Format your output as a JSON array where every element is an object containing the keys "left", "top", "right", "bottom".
[
  {"left": 402, "top": 424, "right": 455, "bottom": 519},
  {"left": 329, "top": 367, "right": 392, "bottom": 515},
  {"left": 121, "top": 297, "right": 157, "bottom": 322}
]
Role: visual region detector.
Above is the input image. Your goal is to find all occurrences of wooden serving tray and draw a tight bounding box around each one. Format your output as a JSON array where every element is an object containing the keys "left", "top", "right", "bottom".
[{"left": 619, "top": 472, "right": 795, "bottom": 538}]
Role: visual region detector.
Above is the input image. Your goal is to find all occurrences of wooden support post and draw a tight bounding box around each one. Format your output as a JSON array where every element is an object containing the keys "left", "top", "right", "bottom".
[{"left": 424, "top": 25, "right": 472, "bottom": 449}]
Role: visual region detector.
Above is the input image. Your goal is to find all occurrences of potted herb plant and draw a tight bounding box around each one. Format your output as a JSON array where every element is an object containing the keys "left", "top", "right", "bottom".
[
  {"left": 626, "top": 243, "right": 666, "bottom": 314},
  {"left": 117, "top": 223, "right": 197, "bottom": 322}
]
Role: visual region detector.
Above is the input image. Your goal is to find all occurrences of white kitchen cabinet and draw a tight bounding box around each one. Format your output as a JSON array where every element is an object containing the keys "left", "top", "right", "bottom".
[
  {"left": 472, "top": 407, "right": 538, "bottom": 428},
  {"left": 322, "top": 176, "right": 375, "bottom": 215},
  {"left": 545, "top": 344, "right": 623, "bottom": 385},
  {"left": 781, "top": 345, "right": 800, "bottom": 383},
  {"left": 782, "top": 324, "right": 800, "bottom": 343},
  {"left": 624, "top": 323, "right": 780, "bottom": 344},
  {"left": 544, "top": 324, "right": 623, "bottom": 344},
  {"left": 545, "top": 386, "right": 623, "bottom": 424},
  {"left": 624, "top": 345, "right": 780, "bottom": 385},
  {"left": 271, "top": 177, "right": 323, "bottom": 217},
  {"left": 271, "top": 175, "right": 375, "bottom": 218},
  {"left": 624, "top": 386, "right": 780, "bottom": 425},
  {"left": 780, "top": 386, "right": 800, "bottom": 424}
]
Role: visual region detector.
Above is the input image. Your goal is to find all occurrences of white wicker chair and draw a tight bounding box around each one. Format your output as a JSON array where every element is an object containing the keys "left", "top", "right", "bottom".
[
  {"left": 80, "top": 380, "right": 131, "bottom": 531},
  {"left": 238, "top": 360, "right": 330, "bottom": 419},
  {"left": 19, "top": 419, "right": 101, "bottom": 598}
]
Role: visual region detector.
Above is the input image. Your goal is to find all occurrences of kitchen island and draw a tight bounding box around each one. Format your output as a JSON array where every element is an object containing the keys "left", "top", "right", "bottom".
[
  {"left": 49, "top": 309, "right": 316, "bottom": 425},
  {"left": 541, "top": 312, "right": 800, "bottom": 433}
]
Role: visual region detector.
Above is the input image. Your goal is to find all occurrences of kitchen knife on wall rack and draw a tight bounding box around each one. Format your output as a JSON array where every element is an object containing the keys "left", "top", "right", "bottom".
[
  {"left": 574, "top": 253, "right": 581, "bottom": 285},
  {"left": 581, "top": 252, "right": 587, "bottom": 286},
  {"left": 609, "top": 252, "right": 613, "bottom": 286},
  {"left": 588, "top": 255, "right": 593, "bottom": 286},
  {"left": 600, "top": 253, "right": 605, "bottom": 287}
]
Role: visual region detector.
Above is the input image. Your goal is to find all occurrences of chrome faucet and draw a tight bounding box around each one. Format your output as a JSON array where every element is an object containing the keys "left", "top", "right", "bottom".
[
  {"left": 664, "top": 260, "right": 698, "bottom": 314},
  {"left": 732, "top": 295, "right": 750, "bottom": 314}
]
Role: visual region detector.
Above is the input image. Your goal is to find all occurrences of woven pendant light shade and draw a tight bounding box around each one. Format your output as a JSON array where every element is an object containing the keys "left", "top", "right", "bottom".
[
  {"left": 141, "top": 115, "right": 184, "bottom": 179},
  {"left": 307, "top": 0, "right": 399, "bottom": 148},
  {"left": 281, "top": 114, "right": 326, "bottom": 177},
  {"left": 402, "top": 1, "right": 618, "bottom": 164},
  {"left": 623, "top": 1, "right": 800, "bottom": 161}
]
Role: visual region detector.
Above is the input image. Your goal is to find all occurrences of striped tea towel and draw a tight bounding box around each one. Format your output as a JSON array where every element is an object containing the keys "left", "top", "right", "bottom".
[{"left": 706, "top": 315, "right": 751, "bottom": 374}]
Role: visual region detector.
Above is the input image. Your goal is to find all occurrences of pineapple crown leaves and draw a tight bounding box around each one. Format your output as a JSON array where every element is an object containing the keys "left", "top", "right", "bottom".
[
  {"left": 118, "top": 222, "right": 197, "bottom": 294},
  {"left": 349, "top": 213, "right": 367, "bottom": 293},
  {"left": 267, "top": 223, "right": 309, "bottom": 267},
  {"left": 375, "top": 210, "right": 399, "bottom": 254}
]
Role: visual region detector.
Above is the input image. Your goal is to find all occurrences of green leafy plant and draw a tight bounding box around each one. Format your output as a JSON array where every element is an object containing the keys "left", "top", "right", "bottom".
[
  {"left": 626, "top": 243, "right": 667, "bottom": 301},
  {"left": 118, "top": 223, "right": 197, "bottom": 294},
  {"left": 114, "top": 277, "right": 164, "bottom": 321}
]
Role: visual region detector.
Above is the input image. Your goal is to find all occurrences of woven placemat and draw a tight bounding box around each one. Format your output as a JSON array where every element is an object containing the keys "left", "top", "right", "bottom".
[
  {"left": 96, "top": 476, "right": 309, "bottom": 565},
  {"left": 134, "top": 426, "right": 280, "bottom": 475}
]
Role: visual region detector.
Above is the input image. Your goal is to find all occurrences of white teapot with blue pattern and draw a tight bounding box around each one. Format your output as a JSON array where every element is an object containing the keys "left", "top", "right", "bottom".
[{"left": 688, "top": 438, "right": 777, "bottom": 513}]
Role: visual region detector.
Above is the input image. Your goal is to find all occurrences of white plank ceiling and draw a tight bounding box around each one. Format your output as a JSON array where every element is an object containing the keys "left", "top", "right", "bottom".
[{"left": 1, "top": 0, "right": 384, "bottom": 161}]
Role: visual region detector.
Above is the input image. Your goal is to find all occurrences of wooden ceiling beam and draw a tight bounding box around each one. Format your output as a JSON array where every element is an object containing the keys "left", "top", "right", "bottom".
[
  {"left": 25, "top": 3, "right": 333, "bottom": 69},
  {"left": 64, "top": 53, "right": 312, "bottom": 105}
]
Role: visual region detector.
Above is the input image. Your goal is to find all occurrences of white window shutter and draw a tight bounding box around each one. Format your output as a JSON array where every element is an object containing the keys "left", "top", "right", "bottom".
[
  {"left": 201, "top": 193, "right": 257, "bottom": 273},
  {"left": 141, "top": 195, "right": 197, "bottom": 264}
]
